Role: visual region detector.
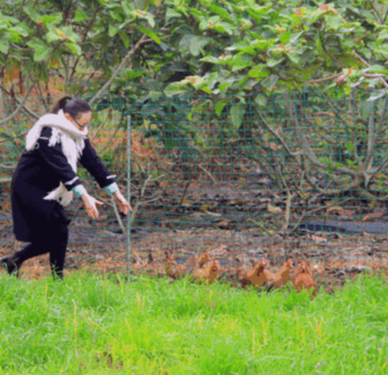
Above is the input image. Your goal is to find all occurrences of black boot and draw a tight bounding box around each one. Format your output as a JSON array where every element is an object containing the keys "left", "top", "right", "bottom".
[{"left": 0, "top": 254, "right": 21, "bottom": 276}]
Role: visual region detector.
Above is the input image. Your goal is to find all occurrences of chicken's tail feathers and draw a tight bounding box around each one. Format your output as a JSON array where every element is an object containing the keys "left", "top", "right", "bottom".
[{"left": 184, "top": 254, "right": 197, "bottom": 274}]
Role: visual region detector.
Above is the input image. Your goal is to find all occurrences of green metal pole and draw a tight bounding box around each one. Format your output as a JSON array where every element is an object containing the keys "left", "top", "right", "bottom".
[{"left": 126, "top": 115, "right": 131, "bottom": 277}]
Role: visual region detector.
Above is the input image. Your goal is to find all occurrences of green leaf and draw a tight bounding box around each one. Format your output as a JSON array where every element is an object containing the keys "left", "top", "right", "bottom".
[
  {"left": 187, "top": 100, "right": 212, "bottom": 120},
  {"left": 35, "top": 46, "right": 53, "bottom": 62},
  {"left": 310, "top": 9, "right": 325, "bottom": 24},
  {"left": 369, "top": 65, "right": 388, "bottom": 75},
  {"left": 27, "top": 38, "right": 53, "bottom": 62},
  {"left": 179, "top": 35, "right": 209, "bottom": 56},
  {"left": 279, "top": 32, "right": 291, "bottom": 44},
  {"left": 73, "top": 9, "right": 88, "bottom": 22},
  {"left": 344, "top": 142, "right": 355, "bottom": 152},
  {"left": 109, "top": 24, "right": 119, "bottom": 37},
  {"left": 149, "top": 90, "right": 162, "bottom": 101},
  {"left": 215, "top": 101, "right": 228, "bottom": 116},
  {"left": 255, "top": 94, "right": 267, "bottom": 107},
  {"left": 64, "top": 43, "right": 82, "bottom": 56},
  {"left": 248, "top": 66, "right": 270, "bottom": 78},
  {"left": 286, "top": 51, "right": 301, "bottom": 65},
  {"left": 119, "top": 31, "right": 130, "bottom": 48},
  {"left": 378, "top": 29, "right": 388, "bottom": 42},
  {"left": 252, "top": 40, "right": 269, "bottom": 51},
  {"left": 213, "top": 21, "right": 234, "bottom": 35},
  {"left": 325, "top": 15, "right": 343, "bottom": 30},
  {"left": 231, "top": 55, "right": 254, "bottom": 71},
  {"left": 130, "top": 10, "right": 155, "bottom": 27},
  {"left": 8, "top": 25, "right": 29, "bottom": 37},
  {"left": 135, "top": 25, "right": 160, "bottom": 44},
  {"left": 218, "top": 81, "right": 233, "bottom": 92},
  {"left": 0, "top": 13, "right": 19, "bottom": 24},
  {"left": 230, "top": 103, "right": 245, "bottom": 129},
  {"left": 374, "top": 44, "right": 388, "bottom": 57},
  {"left": 200, "top": 56, "right": 222, "bottom": 64},
  {"left": 23, "top": 7, "right": 39, "bottom": 21},
  {"left": 261, "top": 74, "right": 279, "bottom": 91},
  {"left": 189, "top": 36, "right": 209, "bottom": 56},
  {"left": 267, "top": 57, "right": 284, "bottom": 67},
  {"left": 166, "top": 8, "right": 182, "bottom": 21},
  {"left": 209, "top": 4, "right": 233, "bottom": 23},
  {"left": 41, "top": 14, "right": 62, "bottom": 26},
  {"left": 164, "top": 81, "right": 190, "bottom": 96},
  {"left": 46, "top": 31, "right": 63, "bottom": 43},
  {"left": 226, "top": 42, "right": 256, "bottom": 55},
  {"left": 0, "top": 41, "right": 9, "bottom": 54},
  {"left": 359, "top": 47, "right": 372, "bottom": 59}
]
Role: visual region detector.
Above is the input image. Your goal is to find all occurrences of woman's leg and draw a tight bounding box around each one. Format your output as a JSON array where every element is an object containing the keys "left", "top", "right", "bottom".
[
  {"left": 49, "top": 222, "right": 69, "bottom": 278},
  {"left": 1, "top": 220, "right": 69, "bottom": 278}
]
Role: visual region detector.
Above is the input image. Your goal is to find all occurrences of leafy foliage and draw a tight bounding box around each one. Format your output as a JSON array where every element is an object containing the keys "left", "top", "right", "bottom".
[{"left": 1, "top": 0, "right": 388, "bottom": 101}]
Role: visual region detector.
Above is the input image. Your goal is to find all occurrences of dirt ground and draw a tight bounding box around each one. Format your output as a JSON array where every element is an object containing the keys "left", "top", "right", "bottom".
[{"left": 1, "top": 215, "right": 388, "bottom": 293}]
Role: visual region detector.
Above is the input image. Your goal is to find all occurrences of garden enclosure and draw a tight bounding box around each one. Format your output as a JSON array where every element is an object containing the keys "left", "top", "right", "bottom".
[{"left": 1, "top": 90, "right": 388, "bottom": 286}]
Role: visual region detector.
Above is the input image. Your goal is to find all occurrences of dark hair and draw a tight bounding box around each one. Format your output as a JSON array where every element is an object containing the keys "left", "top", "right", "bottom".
[{"left": 51, "top": 96, "right": 92, "bottom": 119}]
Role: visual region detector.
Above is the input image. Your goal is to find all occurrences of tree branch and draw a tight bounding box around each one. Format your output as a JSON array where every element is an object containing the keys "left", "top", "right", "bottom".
[
  {"left": 69, "top": 8, "right": 101, "bottom": 82},
  {"left": 258, "top": 112, "right": 302, "bottom": 166},
  {"left": 319, "top": 33, "right": 347, "bottom": 68},
  {"left": 0, "top": 83, "right": 39, "bottom": 120},
  {"left": 368, "top": 0, "right": 383, "bottom": 23},
  {"left": 353, "top": 51, "right": 388, "bottom": 88},
  {"left": 306, "top": 73, "right": 341, "bottom": 83},
  {"left": 90, "top": 111, "right": 111, "bottom": 143},
  {"left": 289, "top": 98, "right": 357, "bottom": 177},
  {"left": 0, "top": 83, "right": 36, "bottom": 124},
  {"left": 365, "top": 104, "right": 375, "bottom": 172},
  {"left": 88, "top": 33, "right": 150, "bottom": 106},
  {"left": 384, "top": 8, "right": 388, "bottom": 23}
]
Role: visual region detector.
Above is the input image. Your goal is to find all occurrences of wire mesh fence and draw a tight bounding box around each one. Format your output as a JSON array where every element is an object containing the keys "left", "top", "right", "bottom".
[{"left": 1, "top": 90, "right": 388, "bottom": 287}]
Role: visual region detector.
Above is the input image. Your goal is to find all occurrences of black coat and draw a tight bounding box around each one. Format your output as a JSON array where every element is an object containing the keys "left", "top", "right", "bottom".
[{"left": 11, "top": 127, "right": 116, "bottom": 242}]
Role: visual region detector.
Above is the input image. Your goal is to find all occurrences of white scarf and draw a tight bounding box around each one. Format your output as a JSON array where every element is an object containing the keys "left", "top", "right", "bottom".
[{"left": 25, "top": 109, "right": 88, "bottom": 206}]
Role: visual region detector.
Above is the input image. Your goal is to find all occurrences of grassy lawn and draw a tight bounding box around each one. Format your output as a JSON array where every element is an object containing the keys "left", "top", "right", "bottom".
[{"left": 0, "top": 272, "right": 387, "bottom": 374}]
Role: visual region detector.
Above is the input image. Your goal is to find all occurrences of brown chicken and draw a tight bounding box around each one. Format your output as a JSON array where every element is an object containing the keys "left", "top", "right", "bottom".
[
  {"left": 164, "top": 251, "right": 197, "bottom": 280},
  {"left": 267, "top": 259, "right": 294, "bottom": 289},
  {"left": 192, "top": 260, "right": 220, "bottom": 284},
  {"left": 293, "top": 260, "right": 318, "bottom": 297},
  {"left": 197, "top": 252, "right": 211, "bottom": 268},
  {"left": 238, "top": 259, "right": 269, "bottom": 288}
]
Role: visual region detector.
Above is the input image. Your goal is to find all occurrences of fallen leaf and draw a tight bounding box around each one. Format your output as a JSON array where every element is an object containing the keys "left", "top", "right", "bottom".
[
  {"left": 269, "top": 142, "right": 278, "bottom": 150},
  {"left": 326, "top": 206, "right": 344, "bottom": 215},
  {"left": 267, "top": 204, "right": 282, "bottom": 214},
  {"left": 311, "top": 235, "right": 327, "bottom": 243},
  {"left": 217, "top": 220, "right": 230, "bottom": 228},
  {"left": 181, "top": 199, "right": 191, "bottom": 207},
  {"left": 362, "top": 212, "right": 384, "bottom": 222}
]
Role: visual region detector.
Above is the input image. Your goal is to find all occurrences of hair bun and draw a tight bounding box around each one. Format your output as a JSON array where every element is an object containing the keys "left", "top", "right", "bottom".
[{"left": 51, "top": 95, "right": 91, "bottom": 116}]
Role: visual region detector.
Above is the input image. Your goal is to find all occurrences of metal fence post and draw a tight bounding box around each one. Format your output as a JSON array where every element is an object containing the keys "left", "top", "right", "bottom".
[{"left": 126, "top": 115, "right": 131, "bottom": 277}]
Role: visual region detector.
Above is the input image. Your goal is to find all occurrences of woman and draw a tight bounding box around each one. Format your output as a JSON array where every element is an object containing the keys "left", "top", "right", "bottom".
[{"left": 1, "top": 96, "right": 132, "bottom": 278}]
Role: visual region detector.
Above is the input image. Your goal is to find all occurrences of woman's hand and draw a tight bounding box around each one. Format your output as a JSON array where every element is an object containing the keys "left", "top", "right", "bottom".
[
  {"left": 113, "top": 190, "right": 132, "bottom": 215},
  {"left": 81, "top": 193, "right": 104, "bottom": 219}
]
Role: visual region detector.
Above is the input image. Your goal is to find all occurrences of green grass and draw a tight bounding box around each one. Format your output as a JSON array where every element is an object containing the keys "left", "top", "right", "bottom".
[{"left": 0, "top": 272, "right": 387, "bottom": 375}]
